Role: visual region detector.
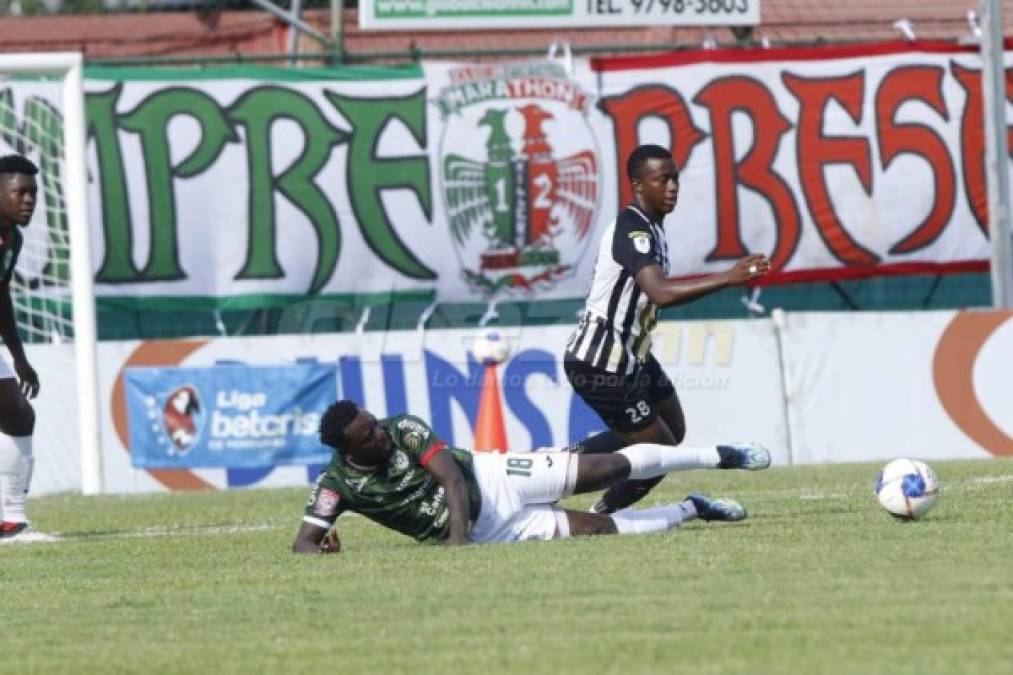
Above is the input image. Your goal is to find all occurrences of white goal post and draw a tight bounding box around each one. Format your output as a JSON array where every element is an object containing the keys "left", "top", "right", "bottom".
[{"left": 0, "top": 52, "right": 102, "bottom": 495}]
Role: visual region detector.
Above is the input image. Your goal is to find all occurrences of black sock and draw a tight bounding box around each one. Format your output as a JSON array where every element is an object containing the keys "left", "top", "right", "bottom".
[{"left": 565, "top": 430, "right": 627, "bottom": 455}]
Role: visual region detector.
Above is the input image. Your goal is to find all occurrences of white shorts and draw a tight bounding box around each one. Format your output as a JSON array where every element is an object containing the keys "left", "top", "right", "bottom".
[{"left": 468, "top": 451, "right": 579, "bottom": 544}]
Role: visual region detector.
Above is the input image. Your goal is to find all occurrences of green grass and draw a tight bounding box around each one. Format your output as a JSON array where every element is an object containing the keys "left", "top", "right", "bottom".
[{"left": 4, "top": 459, "right": 1012, "bottom": 674}]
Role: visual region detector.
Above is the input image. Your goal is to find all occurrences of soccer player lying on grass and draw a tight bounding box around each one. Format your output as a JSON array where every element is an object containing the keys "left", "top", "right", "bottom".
[{"left": 292, "top": 400, "right": 771, "bottom": 553}]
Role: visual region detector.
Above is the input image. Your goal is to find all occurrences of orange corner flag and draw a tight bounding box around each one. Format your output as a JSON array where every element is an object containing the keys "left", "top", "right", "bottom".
[{"left": 473, "top": 363, "right": 507, "bottom": 453}]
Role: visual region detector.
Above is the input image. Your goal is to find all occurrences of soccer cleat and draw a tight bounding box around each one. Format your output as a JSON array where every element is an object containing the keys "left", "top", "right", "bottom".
[
  {"left": 717, "top": 442, "right": 772, "bottom": 471},
  {"left": 686, "top": 493, "right": 748, "bottom": 522},
  {"left": 0, "top": 521, "right": 27, "bottom": 538},
  {"left": 0, "top": 521, "right": 60, "bottom": 544}
]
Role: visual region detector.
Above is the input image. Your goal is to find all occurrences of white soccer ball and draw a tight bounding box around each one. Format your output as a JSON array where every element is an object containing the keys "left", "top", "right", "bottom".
[
  {"left": 875, "top": 458, "right": 939, "bottom": 520},
  {"left": 471, "top": 329, "right": 512, "bottom": 365}
]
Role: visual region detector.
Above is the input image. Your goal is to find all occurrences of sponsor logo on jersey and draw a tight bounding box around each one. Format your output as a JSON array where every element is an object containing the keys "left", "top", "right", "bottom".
[
  {"left": 345, "top": 476, "right": 368, "bottom": 493},
  {"left": 402, "top": 431, "right": 423, "bottom": 452},
  {"left": 314, "top": 488, "right": 341, "bottom": 517},
  {"left": 395, "top": 468, "right": 416, "bottom": 491},
  {"left": 392, "top": 450, "right": 410, "bottom": 472},
  {"left": 631, "top": 232, "right": 652, "bottom": 255},
  {"left": 398, "top": 418, "right": 430, "bottom": 440},
  {"left": 435, "top": 61, "right": 600, "bottom": 297}
]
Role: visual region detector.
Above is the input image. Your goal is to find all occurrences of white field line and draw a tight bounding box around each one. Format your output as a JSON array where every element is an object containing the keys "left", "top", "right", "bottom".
[
  {"left": 969, "top": 474, "right": 1013, "bottom": 485},
  {"left": 39, "top": 512, "right": 368, "bottom": 544},
  {"left": 50, "top": 522, "right": 282, "bottom": 544},
  {"left": 797, "top": 473, "right": 1013, "bottom": 501}
]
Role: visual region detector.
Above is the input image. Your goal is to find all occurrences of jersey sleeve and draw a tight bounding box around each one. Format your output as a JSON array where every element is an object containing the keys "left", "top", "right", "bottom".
[
  {"left": 390, "top": 415, "right": 447, "bottom": 467},
  {"left": 302, "top": 471, "right": 346, "bottom": 530},
  {"left": 612, "top": 216, "right": 660, "bottom": 277},
  {"left": 0, "top": 230, "right": 22, "bottom": 287}
]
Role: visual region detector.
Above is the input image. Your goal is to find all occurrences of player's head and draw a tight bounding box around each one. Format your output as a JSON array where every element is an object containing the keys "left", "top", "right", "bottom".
[
  {"left": 627, "top": 144, "right": 679, "bottom": 216},
  {"left": 0, "top": 154, "right": 39, "bottom": 228},
  {"left": 320, "top": 399, "right": 391, "bottom": 465}
]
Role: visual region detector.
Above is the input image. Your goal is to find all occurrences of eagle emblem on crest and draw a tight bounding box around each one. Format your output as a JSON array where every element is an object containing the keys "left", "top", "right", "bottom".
[{"left": 436, "top": 62, "right": 601, "bottom": 297}]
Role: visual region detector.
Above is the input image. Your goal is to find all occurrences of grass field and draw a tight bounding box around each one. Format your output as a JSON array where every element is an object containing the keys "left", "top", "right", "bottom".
[{"left": 3, "top": 458, "right": 1012, "bottom": 674}]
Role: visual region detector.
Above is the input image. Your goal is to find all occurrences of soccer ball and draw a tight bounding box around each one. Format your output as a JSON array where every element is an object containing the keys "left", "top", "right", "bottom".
[
  {"left": 471, "top": 329, "right": 512, "bottom": 365},
  {"left": 875, "top": 458, "right": 939, "bottom": 520}
]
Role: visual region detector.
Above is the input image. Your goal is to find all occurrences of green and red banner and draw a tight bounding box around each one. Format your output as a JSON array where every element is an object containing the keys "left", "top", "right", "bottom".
[{"left": 5, "top": 43, "right": 1005, "bottom": 309}]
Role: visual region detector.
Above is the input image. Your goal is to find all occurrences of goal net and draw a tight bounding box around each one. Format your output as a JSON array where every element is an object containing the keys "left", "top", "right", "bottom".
[{"left": 0, "top": 53, "right": 100, "bottom": 495}]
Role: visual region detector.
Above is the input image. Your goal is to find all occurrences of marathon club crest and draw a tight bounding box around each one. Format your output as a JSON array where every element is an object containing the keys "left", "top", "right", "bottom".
[{"left": 435, "top": 62, "right": 601, "bottom": 295}]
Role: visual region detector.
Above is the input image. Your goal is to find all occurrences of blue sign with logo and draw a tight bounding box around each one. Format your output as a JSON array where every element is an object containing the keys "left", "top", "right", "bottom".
[{"left": 125, "top": 363, "right": 337, "bottom": 469}]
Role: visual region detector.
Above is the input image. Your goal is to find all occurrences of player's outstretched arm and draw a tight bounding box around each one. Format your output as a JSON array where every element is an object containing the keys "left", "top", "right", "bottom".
[
  {"left": 423, "top": 449, "right": 471, "bottom": 545},
  {"left": 634, "top": 254, "right": 770, "bottom": 308},
  {"left": 292, "top": 521, "right": 339, "bottom": 554},
  {"left": 0, "top": 286, "right": 37, "bottom": 398}
]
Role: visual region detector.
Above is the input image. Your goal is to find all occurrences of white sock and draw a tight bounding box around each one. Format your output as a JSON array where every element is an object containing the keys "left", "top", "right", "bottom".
[
  {"left": 617, "top": 443, "right": 720, "bottom": 480},
  {"left": 0, "top": 434, "right": 34, "bottom": 524},
  {"left": 610, "top": 500, "right": 698, "bottom": 535}
]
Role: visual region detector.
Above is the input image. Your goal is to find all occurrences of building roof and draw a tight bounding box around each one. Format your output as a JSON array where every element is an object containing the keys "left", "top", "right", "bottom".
[{"left": 0, "top": 1, "right": 1008, "bottom": 63}]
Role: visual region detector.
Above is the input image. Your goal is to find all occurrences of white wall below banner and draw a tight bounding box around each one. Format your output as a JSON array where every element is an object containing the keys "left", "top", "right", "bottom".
[
  {"left": 7, "top": 343, "right": 81, "bottom": 496},
  {"left": 15, "top": 310, "right": 1013, "bottom": 497},
  {"left": 780, "top": 310, "right": 1011, "bottom": 464}
]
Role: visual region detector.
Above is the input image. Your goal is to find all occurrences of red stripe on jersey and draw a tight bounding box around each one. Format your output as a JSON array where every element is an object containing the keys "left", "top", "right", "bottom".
[{"left": 419, "top": 441, "right": 448, "bottom": 467}]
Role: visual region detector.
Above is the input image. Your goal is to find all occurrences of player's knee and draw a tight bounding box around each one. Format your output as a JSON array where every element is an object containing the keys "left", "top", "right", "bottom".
[
  {"left": 568, "top": 511, "right": 618, "bottom": 536},
  {"left": 670, "top": 418, "right": 686, "bottom": 445},
  {"left": 641, "top": 420, "right": 676, "bottom": 446}
]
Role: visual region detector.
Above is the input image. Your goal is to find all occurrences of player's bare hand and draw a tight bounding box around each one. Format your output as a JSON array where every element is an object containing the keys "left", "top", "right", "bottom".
[
  {"left": 319, "top": 529, "right": 341, "bottom": 555},
  {"left": 725, "top": 254, "right": 770, "bottom": 285},
  {"left": 13, "top": 359, "right": 38, "bottom": 399}
]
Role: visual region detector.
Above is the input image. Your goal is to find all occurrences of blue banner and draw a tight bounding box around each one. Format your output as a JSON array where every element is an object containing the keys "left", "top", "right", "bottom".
[{"left": 126, "top": 363, "right": 337, "bottom": 469}]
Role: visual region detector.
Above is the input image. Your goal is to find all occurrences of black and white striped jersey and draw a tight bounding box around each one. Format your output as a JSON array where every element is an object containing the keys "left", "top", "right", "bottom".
[{"left": 566, "top": 205, "right": 670, "bottom": 374}]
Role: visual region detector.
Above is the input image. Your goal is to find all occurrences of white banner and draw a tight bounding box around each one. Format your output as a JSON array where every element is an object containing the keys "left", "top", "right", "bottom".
[
  {"left": 359, "top": 0, "right": 760, "bottom": 30},
  {"left": 86, "top": 319, "right": 785, "bottom": 494},
  {"left": 593, "top": 46, "right": 998, "bottom": 282},
  {"left": 28, "top": 43, "right": 995, "bottom": 309},
  {"left": 24, "top": 309, "right": 1013, "bottom": 495},
  {"left": 780, "top": 310, "right": 1011, "bottom": 464}
]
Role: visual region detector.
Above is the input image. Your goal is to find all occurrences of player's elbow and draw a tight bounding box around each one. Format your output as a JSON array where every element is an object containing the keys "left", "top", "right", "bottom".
[
  {"left": 440, "top": 472, "right": 468, "bottom": 496},
  {"left": 292, "top": 521, "right": 334, "bottom": 554},
  {"left": 292, "top": 536, "right": 319, "bottom": 554},
  {"left": 642, "top": 286, "right": 669, "bottom": 306}
]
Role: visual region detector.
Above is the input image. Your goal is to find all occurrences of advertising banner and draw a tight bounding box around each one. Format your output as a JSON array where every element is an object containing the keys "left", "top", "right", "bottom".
[
  {"left": 32, "top": 42, "right": 997, "bottom": 310},
  {"left": 124, "top": 362, "right": 337, "bottom": 469},
  {"left": 20, "top": 309, "right": 1013, "bottom": 496},
  {"left": 358, "top": 0, "right": 760, "bottom": 31},
  {"left": 92, "top": 320, "right": 787, "bottom": 493},
  {"left": 780, "top": 309, "right": 1011, "bottom": 464}
]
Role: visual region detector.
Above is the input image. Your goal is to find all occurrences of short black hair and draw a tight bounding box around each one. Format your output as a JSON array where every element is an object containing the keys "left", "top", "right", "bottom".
[
  {"left": 626, "top": 144, "right": 675, "bottom": 181},
  {"left": 319, "top": 399, "right": 359, "bottom": 450},
  {"left": 0, "top": 154, "right": 39, "bottom": 177}
]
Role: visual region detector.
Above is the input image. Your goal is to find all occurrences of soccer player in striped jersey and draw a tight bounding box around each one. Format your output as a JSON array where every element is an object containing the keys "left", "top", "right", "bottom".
[
  {"left": 564, "top": 144, "right": 771, "bottom": 514},
  {"left": 292, "top": 401, "right": 751, "bottom": 553},
  {"left": 0, "top": 154, "right": 52, "bottom": 543}
]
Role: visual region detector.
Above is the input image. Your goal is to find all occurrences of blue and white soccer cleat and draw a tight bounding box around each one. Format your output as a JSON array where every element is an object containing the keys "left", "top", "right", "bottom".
[
  {"left": 717, "top": 442, "right": 771, "bottom": 471},
  {"left": 686, "top": 493, "right": 748, "bottom": 522}
]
